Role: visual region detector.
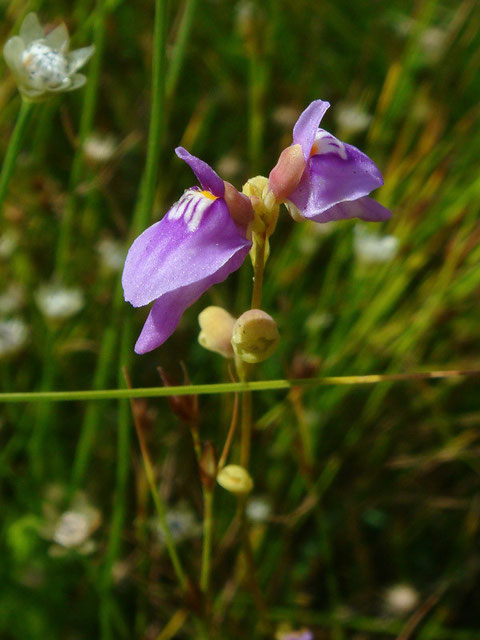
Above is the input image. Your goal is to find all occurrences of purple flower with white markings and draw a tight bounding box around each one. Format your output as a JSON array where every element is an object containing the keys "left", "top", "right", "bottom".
[
  {"left": 269, "top": 99, "right": 391, "bottom": 223},
  {"left": 122, "top": 148, "right": 253, "bottom": 354}
]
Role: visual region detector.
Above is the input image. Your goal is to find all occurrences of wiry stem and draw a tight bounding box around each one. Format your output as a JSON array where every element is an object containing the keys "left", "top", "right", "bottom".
[{"left": 0, "top": 100, "right": 34, "bottom": 213}]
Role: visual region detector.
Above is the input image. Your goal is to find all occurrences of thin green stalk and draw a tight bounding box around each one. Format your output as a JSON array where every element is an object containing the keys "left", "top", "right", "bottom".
[
  {"left": 29, "top": 327, "right": 56, "bottom": 480},
  {"left": 247, "top": 43, "right": 265, "bottom": 174},
  {"left": 55, "top": 0, "right": 107, "bottom": 279},
  {"left": 240, "top": 387, "right": 252, "bottom": 468},
  {"left": 2, "top": 368, "right": 479, "bottom": 404},
  {"left": 200, "top": 488, "right": 214, "bottom": 594},
  {"left": 250, "top": 233, "right": 266, "bottom": 309},
  {"left": 71, "top": 0, "right": 168, "bottom": 489},
  {"left": 0, "top": 100, "right": 34, "bottom": 213},
  {"left": 166, "top": 0, "right": 199, "bottom": 101},
  {"left": 132, "top": 0, "right": 168, "bottom": 234},
  {"left": 99, "top": 329, "right": 133, "bottom": 640},
  {"left": 70, "top": 320, "right": 118, "bottom": 493},
  {"left": 128, "top": 389, "right": 188, "bottom": 590}
]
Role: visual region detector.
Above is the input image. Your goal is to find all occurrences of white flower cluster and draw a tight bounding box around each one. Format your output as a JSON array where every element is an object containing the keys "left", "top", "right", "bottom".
[
  {"left": 354, "top": 225, "right": 398, "bottom": 265},
  {"left": 0, "top": 318, "right": 28, "bottom": 359},
  {"left": 3, "top": 13, "right": 94, "bottom": 100},
  {"left": 35, "top": 283, "right": 84, "bottom": 321}
]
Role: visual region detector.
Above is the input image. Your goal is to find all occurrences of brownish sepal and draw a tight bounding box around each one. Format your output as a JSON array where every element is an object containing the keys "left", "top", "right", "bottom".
[
  {"left": 157, "top": 363, "right": 199, "bottom": 427},
  {"left": 199, "top": 440, "right": 217, "bottom": 489}
]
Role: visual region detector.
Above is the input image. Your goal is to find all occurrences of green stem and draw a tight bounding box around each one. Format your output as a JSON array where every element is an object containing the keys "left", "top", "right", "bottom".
[
  {"left": 0, "top": 100, "right": 34, "bottom": 213},
  {"left": 132, "top": 0, "right": 168, "bottom": 235},
  {"left": 2, "top": 368, "right": 478, "bottom": 404},
  {"left": 200, "top": 488, "right": 214, "bottom": 594},
  {"left": 250, "top": 234, "right": 266, "bottom": 309},
  {"left": 55, "top": 0, "right": 107, "bottom": 279},
  {"left": 99, "top": 328, "right": 133, "bottom": 640},
  {"left": 129, "top": 390, "right": 188, "bottom": 590},
  {"left": 166, "top": 0, "right": 199, "bottom": 101}
]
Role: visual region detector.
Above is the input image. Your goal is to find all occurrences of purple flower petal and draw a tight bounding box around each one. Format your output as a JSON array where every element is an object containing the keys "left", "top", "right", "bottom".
[
  {"left": 175, "top": 147, "right": 225, "bottom": 197},
  {"left": 123, "top": 191, "right": 251, "bottom": 308},
  {"left": 288, "top": 131, "right": 384, "bottom": 218},
  {"left": 308, "top": 196, "right": 391, "bottom": 223},
  {"left": 134, "top": 254, "right": 245, "bottom": 353},
  {"left": 293, "top": 99, "right": 330, "bottom": 159}
]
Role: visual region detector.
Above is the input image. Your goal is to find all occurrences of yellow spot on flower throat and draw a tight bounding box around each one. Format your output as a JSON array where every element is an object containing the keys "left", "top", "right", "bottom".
[{"left": 200, "top": 190, "right": 217, "bottom": 201}]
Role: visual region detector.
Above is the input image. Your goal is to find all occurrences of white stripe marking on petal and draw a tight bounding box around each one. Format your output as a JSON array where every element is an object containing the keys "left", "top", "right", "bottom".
[
  {"left": 168, "top": 190, "right": 213, "bottom": 232},
  {"left": 312, "top": 129, "right": 347, "bottom": 160}
]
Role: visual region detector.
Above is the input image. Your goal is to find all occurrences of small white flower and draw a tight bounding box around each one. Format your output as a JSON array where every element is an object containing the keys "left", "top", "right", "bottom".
[
  {"left": 84, "top": 133, "right": 117, "bottom": 163},
  {"left": 0, "top": 230, "right": 18, "bottom": 259},
  {"left": 384, "top": 583, "right": 419, "bottom": 616},
  {"left": 354, "top": 225, "right": 398, "bottom": 265},
  {"left": 0, "top": 284, "right": 24, "bottom": 315},
  {"left": 97, "top": 237, "right": 126, "bottom": 273},
  {"left": 152, "top": 504, "right": 201, "bottom": 544},
  {"left": 53, "top": 511, "right": 90, "bottom": 548},
  {"left": 246, "top": 496, "right": 272, "bottom": 523},
  {"left": 0, "top": 318, "right": 28, "bottom": 359},
  {"left": 51, "top": 503, "right": 101, "bottom": 552},
  {"left": 35, "top": 283, "right": 84, "bottom": 320},
  {"left": 3, "top": 13, "right": 94, "bottom": 100},
  {"left": 335, "top": 102, "right": 372, "bottom": 135}
]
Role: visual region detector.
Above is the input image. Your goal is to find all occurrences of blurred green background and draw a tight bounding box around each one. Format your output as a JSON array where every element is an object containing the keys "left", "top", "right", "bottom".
[{"left": 1, "top": 0, "right": 480, "bottom": 638}]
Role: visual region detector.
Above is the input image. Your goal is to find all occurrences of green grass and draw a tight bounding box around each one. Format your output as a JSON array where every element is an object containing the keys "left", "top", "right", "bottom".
[{"left": 1, "top": 0, "right": 480, "bottom": 638}]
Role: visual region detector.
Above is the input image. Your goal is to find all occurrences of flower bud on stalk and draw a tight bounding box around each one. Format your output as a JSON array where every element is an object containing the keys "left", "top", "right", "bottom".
[
  {"left": 231, "top": 309, "right": 279, "bottom": 363},
  {"left": 199, "top": 441, "right": 217, "bottom": 489},
  {"left": 217, "top": 464, "right": 253, "bottom": 495},
  {"left": 198, "top": 306, "right": 236, "bottom": 358}
]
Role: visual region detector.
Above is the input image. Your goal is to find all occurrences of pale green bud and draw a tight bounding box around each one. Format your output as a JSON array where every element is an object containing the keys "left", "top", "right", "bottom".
[
  {"left": 198, "top": 306, "right": 236, "bottom": 358},
  {"left": 231, "top": 309, "right": 279, "bottom": 363},
  {"left": 217, "top": 464, "right": 254, "bottom": 495}
]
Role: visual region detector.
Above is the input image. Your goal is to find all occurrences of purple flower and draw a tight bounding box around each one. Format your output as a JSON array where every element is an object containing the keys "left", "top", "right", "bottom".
[
  {"left": 277, "top": 630, "right": 314, "bottom": 640},
  {"left": 122, "top": 148, "right": 252, "bottom": 354},
  {"left": 270, "top": 99, "right": 391, "bottom": 223}
]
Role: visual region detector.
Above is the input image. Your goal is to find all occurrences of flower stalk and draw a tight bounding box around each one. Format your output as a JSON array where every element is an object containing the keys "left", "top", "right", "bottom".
[{"left": 0, "top": 99, "right": 34, "bottom": 212}]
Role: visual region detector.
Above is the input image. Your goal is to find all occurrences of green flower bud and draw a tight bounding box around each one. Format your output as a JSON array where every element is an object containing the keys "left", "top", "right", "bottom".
[
  {"left": 198, "top": 306, "right": 236, "bottom": 358},
  {"left": 231, "top": 309, "right": 279, "bottom": 363},
  {"left": 217, "top": 464, "right": 254, "bottom": 495}
]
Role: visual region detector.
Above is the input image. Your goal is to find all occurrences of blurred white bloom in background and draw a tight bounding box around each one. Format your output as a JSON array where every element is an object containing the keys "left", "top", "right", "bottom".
[
  {"left": 246, "top": 496, "right": 272, "bottom": 523},
  {"left": 35, "top": 283, "right": 84, "bottom": 320},
  {"left": 305, "top": 311, "right": 333, "bottom": 333},
  {"left": 3, "top": 12, "right": 94, "bottom": 100},
  {"left": 272, "top": 104, "right": 301, "bottom": 129},
  {"left": 0, "top": 318, "right": 28, "bottom": 358},
  {"left": 216, "top": 153, "right": 244, "bottom": 181},
  {"left": 53, "top": 511, "right": 91, "bottom": 548},
  {"left": 0, "top": 230, "right": 18, "bottom": 259},
  {"left": 393, "top": 15, "right": 447, "bottom": 64},
  {"left": 0, "top": 284, "right": 24, "bottom": 315},
  {"left": 41, "top": 489, "right": 101, "bottom": 555},
  {"left": 152, "top": 503, "right": 201, "bottom": 545},
  {"left": 335, "top": 102, "right": 372, "bottom": 135},
  {"left": 97, "top": 237, "right": 126, "bottom": 273},
  {"left": 384, "top": 583, "right": 419, "bottom": 616},
  {"left": 354, "top": 226, "right": 398, "bottom": 265},
  {"left": 83, "top": 133, "right": 117, "bottom": 164}
]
